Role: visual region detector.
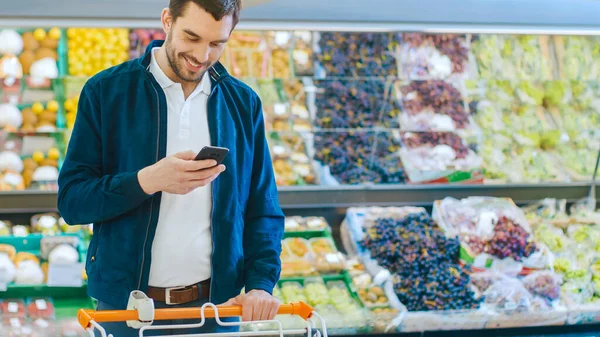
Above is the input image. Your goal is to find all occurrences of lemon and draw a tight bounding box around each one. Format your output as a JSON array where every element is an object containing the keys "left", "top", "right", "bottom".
[
  {"left": 32, "top": 102, "right": 44, "bottom": 114},
  {"left": 48, "top": 148, "right": 60, "bottom": 160},
  {"left": 47, "top": 100, "right": 59, "bottom": 113},
  {"left": 49, "top": 27, "right": 61, "bottom": 40},
  {"left": 67, "top": 28, "right": 77, "bottom": 39},
  {"left": 33, "top": 28, "right": 46, "bottom": 41},
  {"left": 32, "top": 151, "right": 45, "bottom": 163},
  {"left": 64, "top": 99, "right": 76, "bottom": 112}
]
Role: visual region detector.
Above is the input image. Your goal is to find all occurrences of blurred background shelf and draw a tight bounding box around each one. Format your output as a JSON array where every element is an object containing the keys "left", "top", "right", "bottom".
[{"left": 1, "top": 183, "right": 596, "bottom": 213}]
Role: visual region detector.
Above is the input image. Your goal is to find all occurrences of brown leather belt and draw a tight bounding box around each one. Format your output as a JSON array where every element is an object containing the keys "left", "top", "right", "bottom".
[{"left": 147, "top": 278, "right": 210, "bottom": 305}]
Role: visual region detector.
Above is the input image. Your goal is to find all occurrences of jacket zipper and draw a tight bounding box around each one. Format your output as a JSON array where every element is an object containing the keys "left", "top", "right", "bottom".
[
  {"left": 137, "top": 77, "right": 162, "bottom": 290},
  {"left": 207, "top": 69, "right": 227, "bottom": 302},
  {"left": 90, "top": 222, "right": 103, "bottom": 262}
]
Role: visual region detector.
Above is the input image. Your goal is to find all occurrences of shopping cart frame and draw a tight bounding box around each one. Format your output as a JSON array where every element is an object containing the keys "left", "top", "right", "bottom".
[{"left": 78, "top": 291, "right": 328, "bottom": 337}]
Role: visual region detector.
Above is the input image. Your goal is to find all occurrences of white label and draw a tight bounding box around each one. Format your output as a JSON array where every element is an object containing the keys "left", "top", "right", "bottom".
[
  {"left": 3, "top": 173, "right": 22, "bottom": 186},
  {"left": 274, "top": 32, "right": 291, "bottom": 47},
  {"left": 325, "top": 254, "right": 341, "bottom": 264},
  {"left": 21, "top": 136, "right": 56, "bottom": 156},
  {"left": 35, "top": 318, "right": 49, "bottom": 328},
  {"left": 273, "top": 145, "right": 286, "bottom": 156},
  {"left": 10, "top": 317, "right": 21, "bottom": 328},
  {"left": 8, "top": 302, "right": 18, "bottom": 313},
  {"left": 285, "top": 219, "right": 300, "bottom": 229},
  {"left": 296, "top": 32, "right": 312, "bottom": 42},
  {"left": 13, "top": 226, "right": 28, "bottom": 237},
  {"left": 274, "top": 103, "right": 287, "bottom": 116},
  {"left": 47, "top": 263, "right": 84, "bottom": 287},
  {"left": 38, "top": 215, "right": 57, "bottom": 229},
  {"left": 307, "top": 218, "right": 323, "bottom": 228},
  {"left": 293, "top": 51, "right": 309, "bottom": 65},
  {"left": 35, "top": 299, "right": 47, "bottom": 311}
]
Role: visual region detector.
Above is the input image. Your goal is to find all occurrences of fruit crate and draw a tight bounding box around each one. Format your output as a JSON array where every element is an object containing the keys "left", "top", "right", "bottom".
[
  {"left": 278, "top": 273, "right": 373, "bottom": 334},
  {"left": 10, "top": 28, "right": 69, "bottom": 78},
  {"left": 0, "top": 232, "right": 87, "bottom": 293}
]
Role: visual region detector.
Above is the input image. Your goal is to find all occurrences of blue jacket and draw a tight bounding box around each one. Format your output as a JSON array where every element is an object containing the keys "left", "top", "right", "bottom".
[{"left": 57, "top": 40, "right": 285, "bottom": 309}]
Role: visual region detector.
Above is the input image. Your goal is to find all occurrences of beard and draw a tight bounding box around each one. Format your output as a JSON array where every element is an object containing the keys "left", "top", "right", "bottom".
[{"left": 164, "top": 35, "right": 212, "bottom": 83}]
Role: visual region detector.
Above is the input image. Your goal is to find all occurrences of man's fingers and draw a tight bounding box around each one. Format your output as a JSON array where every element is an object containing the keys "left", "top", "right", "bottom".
[
  {"left": 266, "top": 298, "right": 279, "bottom": 320},
  {"left": 173, "top": 150, "right": 197, "bottom": 161},
  {"left": 241, "top": 302, "right": 252, "bottom": 322},
  {"left": 182, "top": 159, "right": 219, "bottom": 171},
  {"left": 253, "top": 300, "right": 265, "bottom": 321}
]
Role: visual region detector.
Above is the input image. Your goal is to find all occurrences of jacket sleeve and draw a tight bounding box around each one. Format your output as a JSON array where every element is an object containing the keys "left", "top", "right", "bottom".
[
  {"left": 243, "top": 95, "right": 285, "bottom": 294},
  {"left": 57, "top": 80, "right": 152, "bottom": 225}
]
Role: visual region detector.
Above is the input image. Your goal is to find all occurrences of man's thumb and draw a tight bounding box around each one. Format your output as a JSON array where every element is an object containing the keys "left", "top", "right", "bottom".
[{"left": 174, "top": 150, "right": 197, "bottom": 161}]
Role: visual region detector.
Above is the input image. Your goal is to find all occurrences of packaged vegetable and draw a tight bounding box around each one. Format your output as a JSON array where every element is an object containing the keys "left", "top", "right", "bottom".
[
  {"left": 26, "top": 297, "right": 55, "bottom": 319},
  {"left": 522, "top": 271, "right": 562, "bottom": 303},
  {"left": 482, "top": 276, "right": 534, "bottom": 312}
]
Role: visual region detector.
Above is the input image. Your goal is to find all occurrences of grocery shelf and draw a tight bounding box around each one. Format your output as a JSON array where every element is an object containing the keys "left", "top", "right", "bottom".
[{"left": 1, "top": 183, "right": 597, "bottom": 214}]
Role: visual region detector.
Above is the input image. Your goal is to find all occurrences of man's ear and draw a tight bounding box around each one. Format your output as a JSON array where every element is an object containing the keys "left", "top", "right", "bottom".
[{"left": 161, "top": 8, "right": 173, "bottom": 35}]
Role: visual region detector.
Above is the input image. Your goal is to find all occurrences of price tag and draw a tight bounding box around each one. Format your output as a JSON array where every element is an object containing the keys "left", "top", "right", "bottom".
[
  {"left": 273, "top": 145, "right": 286, "bottom": 156},
  {"left": 21, "top": 136, "right": 56, "bottom": 156},
  {"left": 35, "top": 299, "right": 48, "bottom": 311},
  {"left": 8, "top": 302, "right": 18, "bottom": 313},
  {"left": 47, "top": 263, "right": 84, "bottom": 287}
]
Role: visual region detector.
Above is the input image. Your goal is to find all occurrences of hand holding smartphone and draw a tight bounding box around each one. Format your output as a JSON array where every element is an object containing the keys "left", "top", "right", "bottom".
[{"left": 194, "top": 146, "right": 229, "bottom": 166}]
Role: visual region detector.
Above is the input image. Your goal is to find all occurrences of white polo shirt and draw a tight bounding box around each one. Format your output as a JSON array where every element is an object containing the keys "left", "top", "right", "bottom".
[{"left": 147, "top": 48, "right": 213, "bottom": 288}]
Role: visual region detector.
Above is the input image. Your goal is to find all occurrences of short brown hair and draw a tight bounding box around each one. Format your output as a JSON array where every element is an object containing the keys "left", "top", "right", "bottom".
[{"left": 169, "top": 0, "right": 242, "bottom": 26}]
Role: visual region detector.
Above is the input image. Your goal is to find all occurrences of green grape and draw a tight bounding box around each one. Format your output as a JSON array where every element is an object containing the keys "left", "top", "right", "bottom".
[
  {"left": 544, "top": 81, "right": 567, "bottom": 106},
  {"left": 553, "top": 257, "right": 572, "bottom": 273}
]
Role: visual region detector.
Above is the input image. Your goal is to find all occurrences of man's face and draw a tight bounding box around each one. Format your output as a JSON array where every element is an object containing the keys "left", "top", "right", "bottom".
[{"left": 161, "top": 3, "right": 233, "bottom": 83}]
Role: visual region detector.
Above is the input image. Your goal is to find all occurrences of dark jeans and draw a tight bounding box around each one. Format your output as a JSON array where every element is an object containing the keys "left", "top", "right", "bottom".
[{"left": 96, "top": 298, "right": 240, "bottom": 337}]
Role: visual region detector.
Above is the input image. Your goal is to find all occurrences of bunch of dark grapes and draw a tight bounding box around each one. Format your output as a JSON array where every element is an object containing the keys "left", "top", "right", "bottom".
[
  {"left": 400, "top": 80, "right": 469, "bottom": 128},
  {"left": 313, "top": 131, "right": 377, "bottom": 184},
  {"left": 314, "top": 79, "right": 401, "bottom": 129},
  {"left": 401, "top": 132, "right": 469, "bottom": 158},
  {"left": 313, "top": 131, "right": 407, "bottom": 185},
  {"left": 487, "top": 216, "right": 537, "bottom": 261},
  {"left": 403, "top": 33, "right": 469, "bottom": 74},
  {"left": 359, "top": 213, "right": 479, "bottom": 311},
  {"left": 317, "top": 32, "right": 402, "bottom": 77}
]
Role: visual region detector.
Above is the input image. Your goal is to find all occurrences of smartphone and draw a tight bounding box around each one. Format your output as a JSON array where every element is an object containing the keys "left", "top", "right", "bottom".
[{"left": 194, "top": 146, "right": 229, "bottom": 166}]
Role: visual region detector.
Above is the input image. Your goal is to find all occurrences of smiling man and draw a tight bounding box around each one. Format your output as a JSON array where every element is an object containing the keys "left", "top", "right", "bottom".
[{"left": 57, "top": 0, "right": 285, "bottom": 336}]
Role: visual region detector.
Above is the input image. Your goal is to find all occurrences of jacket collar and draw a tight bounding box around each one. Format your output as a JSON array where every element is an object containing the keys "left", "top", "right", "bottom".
[{"left": 139, "top": 40, "right": 230, "bottom": 87}]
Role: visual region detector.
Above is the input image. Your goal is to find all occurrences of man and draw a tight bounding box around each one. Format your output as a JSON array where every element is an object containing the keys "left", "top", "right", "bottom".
[{"left": 57, "top": 0, "right": 284, "bottom": 336}]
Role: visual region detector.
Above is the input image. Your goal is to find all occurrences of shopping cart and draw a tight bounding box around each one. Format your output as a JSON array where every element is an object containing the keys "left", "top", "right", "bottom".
[{"left": 77, "top": 291, "right": 327, "bottom": 337}]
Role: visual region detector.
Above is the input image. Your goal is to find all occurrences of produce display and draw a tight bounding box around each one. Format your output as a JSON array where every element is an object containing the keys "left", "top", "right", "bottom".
[
  {"left": 398, "top": 80, "right": 472, "bottom": 132},
  {"left": 313, "top": 79, "right": 400, "bottom": 129},
  {"left": 399, "top": 33, "right": 472, "bottom": 79},
  {"left": 552, "top": 36, "right": 600, "bottom": 80},
  {"left": 66, "top": 28, "right": 129, "bottom": 77},
  {"left": 0, "top": 101, "right": 61, "bottom": 133},
  {"left": 471, "top": 34, "right": 554, "bottom": 80},
  {"left": 0, "top": 28, "right": 62, "bottom": 79},
  {"left": 315, "top": 32, "right": 402, "bottom": 78},
  {"left": 433, "top": 197, "right": 543, "bottom": 271},
  {"left": 359, "top": 210, "right": 480, "bottom": 311},
  {"left": 128, "top": 29, "right": 165, "bottom": 60},
  {"left": 284, "top": 216, "right": 330, "bottom": 233},
  {"left": 267, "top": 131, "right": 316, "bottom": 186}
]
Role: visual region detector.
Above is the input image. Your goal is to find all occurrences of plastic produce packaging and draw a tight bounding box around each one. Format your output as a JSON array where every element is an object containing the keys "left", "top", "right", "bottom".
[
  {"left": 398, "top": 81, "right": 473, "bottom": 132},
  {"left": 399, "top": 33, "right": 474, "bottom": 80},
  {"left": 522, "top": 271, "right": 563, "bottom": 303}
]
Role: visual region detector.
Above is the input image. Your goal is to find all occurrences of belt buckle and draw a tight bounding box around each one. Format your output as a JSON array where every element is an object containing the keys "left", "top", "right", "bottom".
[{"left": 165, "top": 286, "right": 186, "bottom": 305}]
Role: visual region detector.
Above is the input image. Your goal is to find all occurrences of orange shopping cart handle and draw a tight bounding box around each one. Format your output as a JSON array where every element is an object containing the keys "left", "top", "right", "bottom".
[{"left": 78, "top": 301, "right": 314, "bottom": 329}]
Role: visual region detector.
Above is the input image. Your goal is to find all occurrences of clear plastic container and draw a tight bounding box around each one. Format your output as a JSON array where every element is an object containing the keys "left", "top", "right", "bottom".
[
  {"left": 280, "top": 282, "right": 307, "bottom": 304},
  {"left": 283, "top": 238, "right": 311, "bottom": 258}
]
